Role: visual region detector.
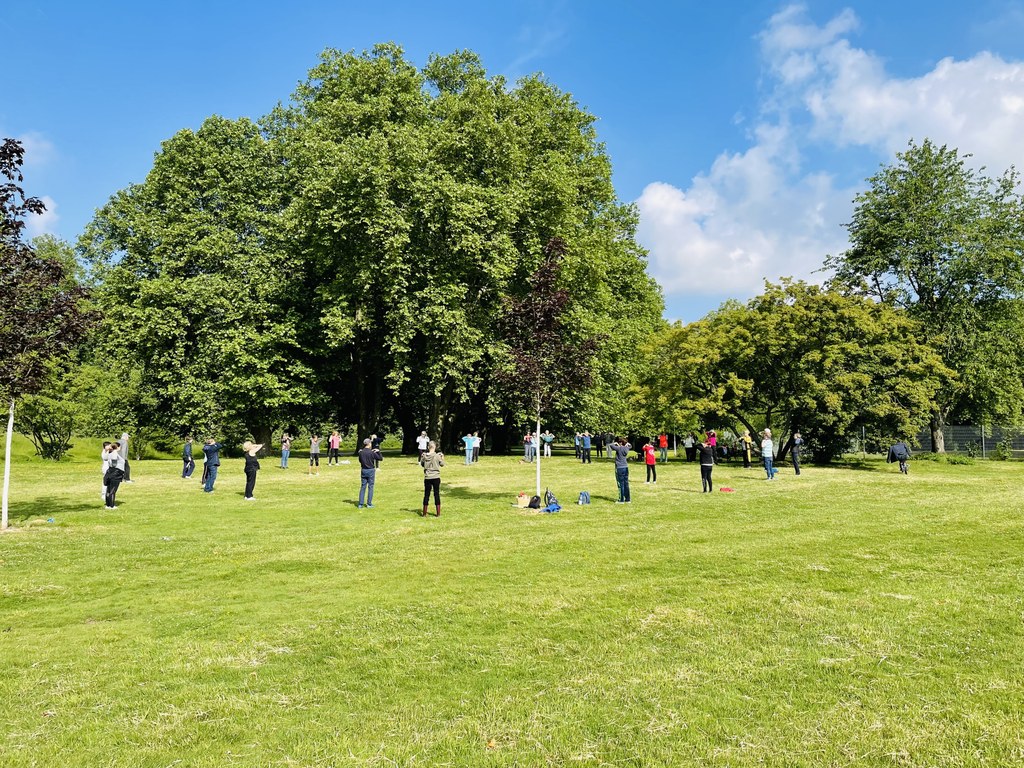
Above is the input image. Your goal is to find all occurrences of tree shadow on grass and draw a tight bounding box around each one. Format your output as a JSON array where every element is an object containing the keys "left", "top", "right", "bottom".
[
  {"left": 7, "top": 496, "right": 103, "bottom": 523},
  {"left": 443, "top": 485, "right": 518, "bottom": 503}
]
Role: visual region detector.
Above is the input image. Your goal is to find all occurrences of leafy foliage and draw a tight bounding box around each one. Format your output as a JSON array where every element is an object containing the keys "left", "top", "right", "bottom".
[
  {"left": 826, "top": 139, "right": 1024, "bottom": 448},
  {"left": 634, "top": 281, "right": 948, "bottom": 461}
]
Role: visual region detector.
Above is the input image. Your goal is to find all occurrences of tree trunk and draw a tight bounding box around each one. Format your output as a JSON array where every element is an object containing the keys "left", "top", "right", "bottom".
[
  {"left": 398, "top": 408, "right": 418, "bottom": 455},
  {"left": 930, "top": 411, "right": 946, "bottom": 453},
  {"left": 3, "top": 399, "right": 14, "bottom": 530},
  {"left": 535, "top": 411, "right": 542, "bottom": 497}
]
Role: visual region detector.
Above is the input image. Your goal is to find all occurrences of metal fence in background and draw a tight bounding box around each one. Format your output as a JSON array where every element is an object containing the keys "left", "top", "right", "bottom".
[{"left": 913, "top": 425, "right": 1024, "bottom": 456}]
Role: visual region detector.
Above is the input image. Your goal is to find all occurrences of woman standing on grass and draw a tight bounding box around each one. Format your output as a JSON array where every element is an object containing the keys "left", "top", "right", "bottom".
[
  {"left": 103, "top": 441, "right": 125, "bottom": 509},
  {"left": 328, "top": 431, "right": 342, "bottom": 465},
  {"left": 280, "top": 433, "right": 291, "bottom": 469},
  {"left": 697, "top": 435, "right": 716, "bottom": 493},
  {"left": 741, "top": 429, "right": 753, "bottom": 468},
  {"left": 309, "top": 434, "right": 321, "bottom": 476},
  {"left": 243, "top": 441, "right": 262, "bottom": 500},
  {"left": 761, "top": 429, "right": 775, "bottom": 480},
  {"left": 643, "top": 440, "right": 657, "bottom": 484},
  {"left": 419, "top": 441, "right": 445, "bottom": 517}
]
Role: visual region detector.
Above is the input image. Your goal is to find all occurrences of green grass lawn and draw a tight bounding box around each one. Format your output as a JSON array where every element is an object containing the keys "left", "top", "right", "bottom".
[{"left": 1, "top": 437, "right": 1022, "bottom": 767}]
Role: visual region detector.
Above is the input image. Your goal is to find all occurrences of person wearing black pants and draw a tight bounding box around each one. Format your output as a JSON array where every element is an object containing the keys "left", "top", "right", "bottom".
[
  {"left": 791, "top": 432, "right": 803, "bottom": 476},
  {"left": 104, "top": 442, "right": 125, "bottom": 509},
  {"left": 243, "top": 441, "right": 262, "bottom": 500},
  {"left": 697, "top": 438, "right": 715, "bottom": 493},
  {"left": 581, "top": 431, "right": 592, "bottom": 463},
  {"left": 419, "top": 441, "right": 445, "bottom": 517},
  {"left": 182, "top": 437, "right": 195, "bottom": 478}
]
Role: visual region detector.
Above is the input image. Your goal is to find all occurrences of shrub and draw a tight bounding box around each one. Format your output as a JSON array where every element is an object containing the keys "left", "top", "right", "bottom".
[{"left": 946, "top": 454, "right": 974, "bottom": 465}]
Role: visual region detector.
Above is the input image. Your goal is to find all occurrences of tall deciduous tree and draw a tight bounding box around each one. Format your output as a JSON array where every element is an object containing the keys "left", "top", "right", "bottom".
[
  {"left": 826, "top": 139, "right": 1024, "bottom": 451},
  {"left": 1, "top": 139, "right": 94, "bottom": 528},
  {"left": 81, "top": 117, "right": 311, "bottom": 445},
  {"left": 494, "top": 237, "right": 600, "bottom": 494}
]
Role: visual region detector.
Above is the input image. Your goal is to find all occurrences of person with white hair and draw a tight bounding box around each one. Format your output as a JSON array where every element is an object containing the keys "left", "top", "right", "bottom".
[{"left": 761, "top": 428, "right": 775, "bottom": 481}]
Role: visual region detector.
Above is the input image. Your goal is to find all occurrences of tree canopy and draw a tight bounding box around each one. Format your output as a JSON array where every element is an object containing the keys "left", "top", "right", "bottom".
[
  {"left": 826, "top": 139, "right": 1024, "bottom": 450},
  {"left": 81, "top": 45, "right": 662, "bottom": 449}
]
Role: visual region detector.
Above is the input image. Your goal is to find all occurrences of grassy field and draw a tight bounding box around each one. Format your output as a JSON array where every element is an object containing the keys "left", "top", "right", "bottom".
[{"left": 1, "top": 436, "right": 1022, "bottom": 767}]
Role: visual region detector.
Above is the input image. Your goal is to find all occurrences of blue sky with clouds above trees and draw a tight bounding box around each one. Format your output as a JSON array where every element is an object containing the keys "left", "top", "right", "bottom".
[{"left": 5, "top": 0, "right": 1024, "bottom": 321}]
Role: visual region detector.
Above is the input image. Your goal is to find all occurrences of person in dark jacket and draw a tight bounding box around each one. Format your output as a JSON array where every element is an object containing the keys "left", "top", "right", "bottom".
[
  {"left": 357, "top": 438, "right": 383, "bottom": 508},
  {"left": 887, "top": 441, "right": 911, "bottom": 474},
  {"left": 202, "top": 438, "right": 223, "bottom": 493},
  {"left": 242, "top": 441, "right": 262, "bottom": 500},
  {"left": 611, "top": 437, "right": 632, "bottom": 503},
  {"left": 697, "top": 437, "right": 716, "bottom": 493},
  {"left": 182, "top": 437, "right": 195, "bottom": 479},
  {"left": 791, "top": 432, "right": 803, "bottom": 476}
]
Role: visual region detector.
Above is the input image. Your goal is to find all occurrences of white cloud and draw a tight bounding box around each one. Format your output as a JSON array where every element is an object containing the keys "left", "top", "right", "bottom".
[
  {"left": 640, "top": 4, "right": 1024, "bottom": 313},
  {"left": 15, "top": 131, "right": 57, "bottom": 169},
  {"left": 26, "top": 195, "right": 59, "bottom": 237}
]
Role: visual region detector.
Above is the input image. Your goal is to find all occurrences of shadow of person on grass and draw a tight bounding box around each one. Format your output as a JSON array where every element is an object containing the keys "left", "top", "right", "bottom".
[{"left": 7, "top": 497, "right": 103, "bottom": 523}]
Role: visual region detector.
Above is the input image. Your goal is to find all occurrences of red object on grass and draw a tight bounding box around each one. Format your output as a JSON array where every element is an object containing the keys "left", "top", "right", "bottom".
[{"left": 719, "top": 487, "right": 735, "bottom": 493}]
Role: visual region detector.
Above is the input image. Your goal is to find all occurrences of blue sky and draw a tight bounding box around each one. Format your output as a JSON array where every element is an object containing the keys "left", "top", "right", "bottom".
[{"left": 6, "top": 1, "right": 1024, "bottom": 321}]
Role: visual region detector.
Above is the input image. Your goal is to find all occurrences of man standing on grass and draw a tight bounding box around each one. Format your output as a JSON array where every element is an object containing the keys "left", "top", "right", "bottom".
[
  {"left": 581, "top": 431, "right": 592, "bottom": 464},
  {"left": 358, "top": 438, "right": 383, "bottom": 508},
  {"left": 416, "top": 430, "right": 430, "bottom": 459},
  {"left": 202, "top": 438, "right": 223, "bottom": 493},
  {"left": 658, "top": 432, "right": 669, "bottom": 463},
  {"left": 612, "top": 437, "right": 632, "bottom": 504},
  {"left": 461, "top": 431, "right": 475, "bottom": 465}
]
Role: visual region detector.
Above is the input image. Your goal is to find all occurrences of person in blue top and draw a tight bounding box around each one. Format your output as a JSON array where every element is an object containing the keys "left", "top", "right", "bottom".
[
  {"left": 461, "top": 432, "right": 475, "bottom": 465},
  {"left": 760, "top": 429, "right": 775, "bottom": 481},
  {"left": 581, "top": 431, "right": 592, "bottom": 464},
  {"left": 202, "top": 438, "right": 223, "bottom": 493}
]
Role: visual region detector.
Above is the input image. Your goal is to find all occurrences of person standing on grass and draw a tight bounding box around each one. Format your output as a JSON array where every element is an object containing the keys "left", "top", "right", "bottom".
[
  {"left": 328, "top": 430, "right": 342, "bottom": 465},
  {"left": 357, "top": 438, "right": 383, "bottom": 508},
  {"left": 103, "top": 441, "right": 125, "bottom": 509},
  {"left": 242, "top": 441, "right": 262, "bottom": 500},
  {"left": 697, "top": 435, "right": 716, "bottom": 493},
  {"left": 203, "top": 438, "right": 223, "bottom": 493},
  {"left": 658, "top": 432, "right": 669, "bottom": 463},
  {"left": 761, "top": 429, "right": 775, "bottom": 481},
  {"left": 182, "top": 437, "right": 195, "bottom": 479},
  {"left": 643, "top": 440, "right": 657, "bottom": 484},
  {"left": 371, "top": 434, "right": 383, "bottom": 468},
  {"left": 100, "top": 441, "right": 112, "bottom": 501},
  {"left": 612, "top": 437, "right": 632, "bottom": 504},
  {"left": 472, "top": 431, "right": 482, "bottom": 462},
  {"left": 280, "top": 433, "right": 291, "bottom": 469},
  {"left": 309, "top": 434, "right": 321, "bottom": 476},
  {"left": 791, "top": 432, "right": 803, "bottom": 476},
  {"left": 523, "top": 431, "right": 534, "bottom": 463},
  {"left": 416, "top": 431, "right": 430, "bottom": 459},
  {"left": 741, "top": 429, "right": 753, "bottom": 468},
  {"left": 419, "top": 440, "right": 445, "bottom": 517},
  {"left": 684, "top": 432, "right": 696, "bottom": 462},
  {"left": 461, "top": 431, "right": 475, "bottom": 465},
  {"left": 118, "top": 432, "right": 133, "bottom": 483},
  {"left": 541, "top": 429, "right": 555, "bottom": 458},
  {"left": 581, "top": 431, "right": 592, "bottom": 464}
]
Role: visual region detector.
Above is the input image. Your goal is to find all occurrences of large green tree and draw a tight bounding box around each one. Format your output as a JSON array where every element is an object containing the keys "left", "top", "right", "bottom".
[
  {"left": 276, "top": 45, "right": 660, "bottom": 450},
  {"left": 826, "top": 139, "right": 1024, "bottom": 451},
  {"left": 81, "top": 116, "right": 311, "bottom": 445}
]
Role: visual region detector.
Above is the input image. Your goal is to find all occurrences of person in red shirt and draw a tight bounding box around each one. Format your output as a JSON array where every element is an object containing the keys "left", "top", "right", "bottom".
[
  {"left": 643, "top": 440, "right": 658, "bottom": 484},
  {"left": 658, "top": 432, "right": 669, "bottom": 463}
]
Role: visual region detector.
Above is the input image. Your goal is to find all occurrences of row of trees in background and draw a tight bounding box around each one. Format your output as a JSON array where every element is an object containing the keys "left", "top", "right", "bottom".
[
  {"left": 631, "top": 140, "right": 1024, "bottom": 460},
  {"left": 6, "top": 48, "right": 1024, "bottom": 473}
]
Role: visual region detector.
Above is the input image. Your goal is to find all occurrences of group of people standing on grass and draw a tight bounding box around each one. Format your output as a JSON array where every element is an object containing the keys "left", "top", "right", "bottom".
[{"left": 172, "top": 429, "right": 448, "bottom": 516}]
